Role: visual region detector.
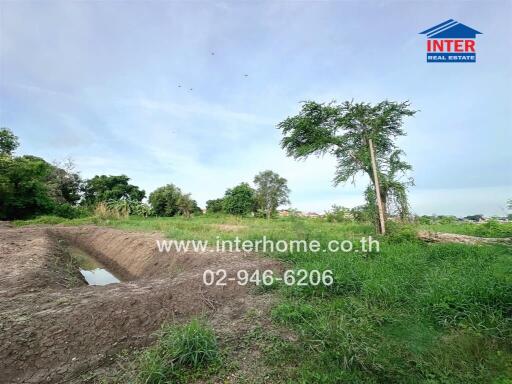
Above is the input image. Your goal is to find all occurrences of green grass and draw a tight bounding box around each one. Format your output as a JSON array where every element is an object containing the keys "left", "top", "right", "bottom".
[
  {"left": 135, "top": 319, "right": 220, "bottom": 384},
  {"left": 268, "top": 240, "right": 511, "bottom": 383},
  {"left": 14, "top": 214, "right": 512, "bottom": 382},
  {"left": 419, "top": 220, "right": 512, "bottom": 238}
]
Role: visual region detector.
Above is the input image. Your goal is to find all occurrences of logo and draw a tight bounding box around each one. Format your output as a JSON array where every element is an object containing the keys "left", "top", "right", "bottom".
[{"left": 419, "top": 19, "right": 482, "bottom": 63}]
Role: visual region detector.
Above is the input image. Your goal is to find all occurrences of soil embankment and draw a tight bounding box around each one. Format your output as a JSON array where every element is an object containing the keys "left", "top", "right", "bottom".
[{"left": 0, "top": 225, "right": 281, "bottom": 383}]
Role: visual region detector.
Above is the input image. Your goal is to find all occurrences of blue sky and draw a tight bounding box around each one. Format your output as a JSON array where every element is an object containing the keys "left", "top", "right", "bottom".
[{"left": 1, "top": 1, "right": 511, "bottom": 216}]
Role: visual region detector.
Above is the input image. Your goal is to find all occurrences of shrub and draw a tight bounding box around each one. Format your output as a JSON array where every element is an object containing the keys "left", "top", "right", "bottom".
[
  {"left": 385, "top": 222, "right": 419, "bottom": 243},
  {"left": 474, "top": 220, "right": 512, "bottom": 238},
  {"left": 223, "top": 183, "right": 257, "bottom": 215},
  {"left": 94, "top": 202, "right": 127, "bottom": 220},
  {"left": 0, "top": 155, "right": 55, "bottom": 219},
  {"left": 206, "top": 198, "right": 224, "bottom": 213},
  {"left": 52, "top": 203, "right": 88, "bottom": 219},
  {"left": 148, "top": 184, "right": 182, "bottom": 216},
  {"left": 93, "top": 199, "right": 153, "bottom": 219},
  {"left": 325, "top": 205, "right": 353, "bottom": 223}
]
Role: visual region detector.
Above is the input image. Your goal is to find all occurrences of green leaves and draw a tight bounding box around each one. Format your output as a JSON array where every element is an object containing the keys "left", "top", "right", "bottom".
[
  {"left": 149, "top": 184, "right": 199, "bottom": 217},
  {"left": 223, "top": 182, "right": 257, "bottom": 215},
  {"left": 149, "top": 184, "right": 183, "bottom": 216},
  {"left": 0, "top": 127, "right": 19, "bottom": 157},
  {"left": 254, "top": 170, "right": 290, "bottom": 219},
  {"left": 0, "top": 155, "right": 55, "bottom": 219},
  {"left": 82, "top": 175, "right": 145, "bottom": 205},
  {"left": 278, "top": 100, "right": 416, "bottom": 229},
  {"left": 278, "top": 100, "right": 416, "bottom": 186}
]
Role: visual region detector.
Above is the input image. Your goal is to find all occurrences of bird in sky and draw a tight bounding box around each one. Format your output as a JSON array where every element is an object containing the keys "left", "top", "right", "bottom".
[
  {"left": 211, "top": 52, "right": 215, "bottom": 55},
  {"left": 244, "top": 74, "right": 248, "bottom": 77},
  {"left": 189, "top": 88, "right": 193, "bottom": 91},
  {"left": 178, "top": 85, "right": 181, "bottom": 88}
]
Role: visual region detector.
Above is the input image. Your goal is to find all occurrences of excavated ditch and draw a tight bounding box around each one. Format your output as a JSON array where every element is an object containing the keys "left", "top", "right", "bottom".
[
  {"left": 68, "top": 245, "right": 121, "bottom": 286},
  {"left": 0, "top": 225, "right": 281, "bottom": 383}
]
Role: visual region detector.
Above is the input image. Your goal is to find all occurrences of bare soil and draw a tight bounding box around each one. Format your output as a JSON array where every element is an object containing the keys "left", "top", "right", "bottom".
[
  {"left": 0, "top": 225, "right": 282, "bottom": 383},
  {"left": 211, "top": 224, "right": 249, "bottom": 232},
  {"left": 417, "top": 230, "right": 512, "bottom": 245}
]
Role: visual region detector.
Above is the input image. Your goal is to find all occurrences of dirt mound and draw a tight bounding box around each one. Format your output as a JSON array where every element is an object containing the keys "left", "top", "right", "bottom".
[
  {"left": 0, "top": 225, "right": 282, "bottom": 383},
  {"left": 0, "top": 226, "right": 84, "bottom": 297},
  {"left": 418, "top": 230, "right": 512, "bottom": 245}
]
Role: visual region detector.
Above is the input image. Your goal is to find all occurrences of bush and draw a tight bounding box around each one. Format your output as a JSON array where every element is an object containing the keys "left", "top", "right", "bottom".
[
  {"left": 136, "top": 319, "right": 219, "bottom": 383},
  {"left": 325, "top": 205, "right": 353, "bottom": 223},
  {"left": 94, "top": 202, "right": 128, "bottom": 220},
  {"left": 52, "top": 203, "right": 88, "bottom": 219},
  {"left": 92, "top": 199, "right": 153, "bottom": 220},
  {"left": 385, "top": 222, "right": 419, "bottom": 243},
  {"left": 474, "top": 220, "right": 512, "bottom": 238},
  {"left": 14, "top": 215, "right": 70, "bottom": 226},
  {"left": 205, "top": 198, "right": 224, "bottom": 213},
  {"left": 148, "top": 184, "right": 198, "bottom": 217},
  {"left": 0, "top": 155, "right": 55, "bottom": 219},
  {"left": 223, "top": 183, "right": 257, "bottom": 215}
]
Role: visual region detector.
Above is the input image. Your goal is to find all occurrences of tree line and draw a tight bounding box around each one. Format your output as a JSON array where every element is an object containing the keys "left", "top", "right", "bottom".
[
  {"left": 2, "top": 98, "right": 424, "bottom": 231},
  {"left": 0, "top": 128, "right": 291, "bottom": 220},
  {"left": 3, "top": 99, "right": 507, "bottom": 231}
]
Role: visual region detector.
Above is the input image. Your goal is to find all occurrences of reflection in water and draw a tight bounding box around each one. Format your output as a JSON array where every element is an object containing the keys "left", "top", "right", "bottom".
[
  {"left": 80, "top": 268, "right": 120, "bottom": 286},
  {"left": 68, "top": 246, "right": 120, "bottom": 286}
]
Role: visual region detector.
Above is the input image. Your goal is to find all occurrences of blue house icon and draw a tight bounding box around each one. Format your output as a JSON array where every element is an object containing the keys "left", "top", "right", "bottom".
[{"left": 420, "top": 19, "right": 482, "bottom": 39}]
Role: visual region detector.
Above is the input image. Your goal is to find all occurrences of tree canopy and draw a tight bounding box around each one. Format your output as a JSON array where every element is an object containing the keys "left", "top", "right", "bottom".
[
  {"left": 177, "top": 193, "right": 196, "bottom": 218},
  {"left": 206, "top": 198, "right": 224, "bottom": 213},
  {"left": 82, "top": 175, "right": 145, "bottom": 205},
  {"left": 278, "top": 100, "right": 416, "bottom": 231},
  {"left": 253, "top": 170, "right": 290, "bottom": 219},
  {"left": 48, "top": 159, "right": 82, "bottom": 205},
  {"left": 0, "top": 155, "right": 59, "bottom": 219},
  {"left": 148, "top": 184, "right": 200, "bottom": 217},
  {"left": 223, "top": 183, "right": 257, "bottom": 215},
  {"left": 0, "top": 128, "right": 19, "bottom": 157}
]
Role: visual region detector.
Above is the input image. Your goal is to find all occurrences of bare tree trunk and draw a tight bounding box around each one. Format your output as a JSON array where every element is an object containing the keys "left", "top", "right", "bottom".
[{"left": 368, "top": 138, "right": 386, "bottom": 235}]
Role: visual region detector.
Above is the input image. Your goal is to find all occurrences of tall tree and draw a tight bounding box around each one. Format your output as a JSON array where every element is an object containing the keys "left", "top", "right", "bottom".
[
  {"left": 0, "top": 128, "right": 19, "bottom": 157},
  {"left": 48, "top": 159, "right": 82, "bottom": 205},
  {"left": 253, "top": 170, "right": 290, "bottom": 219},
  {"left": 177, "top": 193, "right": 195, "bottom": 218},
  {"left": 278, "top": 100, "right": 416, "bottom": 234}
]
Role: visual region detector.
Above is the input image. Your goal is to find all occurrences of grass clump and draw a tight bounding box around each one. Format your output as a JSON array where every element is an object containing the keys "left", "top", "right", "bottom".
[{"left": 136, "top": 319, "right": 220, "bottom": 384}]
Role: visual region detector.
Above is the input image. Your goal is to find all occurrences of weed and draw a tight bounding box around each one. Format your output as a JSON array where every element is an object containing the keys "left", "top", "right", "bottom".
[{"left": 136, "top": 319, "right": 220, "bottom": 384}]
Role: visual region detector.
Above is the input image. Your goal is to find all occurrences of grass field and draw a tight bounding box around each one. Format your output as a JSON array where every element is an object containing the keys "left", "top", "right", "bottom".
[
  {"left": 419, "top": 221, "right": 512, "bottom": 238},
  {"left": 15, "top": 215, "right": 512, "bottom": 383}
]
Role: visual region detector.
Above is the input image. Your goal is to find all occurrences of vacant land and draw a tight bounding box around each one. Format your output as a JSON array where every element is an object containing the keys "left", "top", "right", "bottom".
[
  {"left": 7, "top": 216, "right": 512, "bottom": 383},
  {"left": 0, "top": 223, "right": 280, "bottom": 383}
]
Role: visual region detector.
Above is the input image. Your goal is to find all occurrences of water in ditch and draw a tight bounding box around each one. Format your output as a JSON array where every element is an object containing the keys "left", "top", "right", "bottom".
[{"left": 68, "top": 246, "right": 120, "bottom": 286}]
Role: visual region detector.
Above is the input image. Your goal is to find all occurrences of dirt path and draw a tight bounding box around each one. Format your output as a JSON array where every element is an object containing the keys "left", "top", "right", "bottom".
[
  {"left": 417, "top": 230, "right": 512, "bottom": 246},
  {"left": 0, "top": 225, "right": 282, "bottom": 383}
]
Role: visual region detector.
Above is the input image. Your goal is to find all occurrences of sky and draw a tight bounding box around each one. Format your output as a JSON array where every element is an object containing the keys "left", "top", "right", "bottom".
[{"left": 1, "top": 0, "right": 511, "bottom": 217}]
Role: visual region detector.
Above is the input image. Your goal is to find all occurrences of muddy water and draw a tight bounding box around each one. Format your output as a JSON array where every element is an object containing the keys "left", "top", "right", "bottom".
[{"left": 68, "top": 246, "right": 120, "bottom": 286}]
